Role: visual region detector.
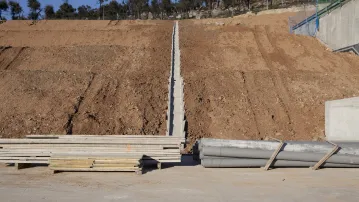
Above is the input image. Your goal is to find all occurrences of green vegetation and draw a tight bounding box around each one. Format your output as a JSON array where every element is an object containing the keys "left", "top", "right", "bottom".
[{"left": 0, "top": 0, "right": 318, "bottom": 20}]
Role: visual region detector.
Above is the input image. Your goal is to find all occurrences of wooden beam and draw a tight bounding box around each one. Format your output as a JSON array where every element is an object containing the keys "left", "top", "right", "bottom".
[
  {"left": 264, "top": 138, "right": 284, "bottom": 171},
  {"left": 312, "top": 141, "right": 339, "bottom": 170}
]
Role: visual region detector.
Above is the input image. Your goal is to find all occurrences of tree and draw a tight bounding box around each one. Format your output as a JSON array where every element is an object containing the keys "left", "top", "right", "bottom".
[
  {"left": 178, "top": 0, "right": 192, "bottom": 12},
  {"left": 160, "top": 0, "right": 172, "bottom": 18},
  {"left": 0, "top": 0, "right": 8, "bottom": 20},
  {"left": 128, "top": 0, "right": 147, "bottom": 19},
  {"left": 27, "top": 0, "right": 41, "bottom": 20},
  {"left": 56, "top": 2, "right": 76, "bottom": 19},
  {"left": 104, "top": 1, "right": 121, "bottom": 20},
  {"left": 98, "top": 0, "right": 108, "bottom": 20},
  {"left": 77, "top": 5, "right": 90, "bottom": 19},
  {"left": 151, "top": 0, "right": 160, "bottom": 17},
  {"left": 8, "top": 1, "right": 23, "bottom": 20},
  {"left": 44, "top": 5, "right": 55, "bottom": 19}
]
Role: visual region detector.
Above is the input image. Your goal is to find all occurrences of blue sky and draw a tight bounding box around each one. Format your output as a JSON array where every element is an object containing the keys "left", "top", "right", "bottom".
[{"left": 3, "top": 0, "right": 103, "bottom": 19}]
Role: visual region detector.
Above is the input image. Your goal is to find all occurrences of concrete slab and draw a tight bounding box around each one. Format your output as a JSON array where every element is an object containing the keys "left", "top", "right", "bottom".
[{"left": 326, "top": 97, "right": 359, "bottom": 141}]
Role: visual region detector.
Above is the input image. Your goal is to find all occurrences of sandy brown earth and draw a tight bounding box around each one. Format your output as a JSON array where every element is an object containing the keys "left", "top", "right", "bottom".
[
  {"left": 1, "top": 15, "right": 359, "bottom": 143},
  {"left": 180, "top": 13, "right": 359, "bottom": 147},
  {"left": 0, "top": 20, "right": 172, "bottom": 138}
]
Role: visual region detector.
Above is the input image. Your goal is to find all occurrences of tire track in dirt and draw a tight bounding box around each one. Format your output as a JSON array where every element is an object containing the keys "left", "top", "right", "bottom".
[
  {"left": 264, "top": 25, "right": 296, "bottom": 72},
  {"left": 0, "top": 47, "right": 26, "bottom": 70},
  {"left": 252, "top": 25, "right": 297, "bottom": 138},
  {"left": 64, "top": 73, "right": 96, "bottom": 135},
  {"left": 240, "top": 72, "right": 260, "bottom": 138}
]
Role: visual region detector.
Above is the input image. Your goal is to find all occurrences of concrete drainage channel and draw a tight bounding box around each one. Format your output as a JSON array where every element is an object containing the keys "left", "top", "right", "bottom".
[{"left": 166, "top": 21, "right": 186, "bottom": 139}]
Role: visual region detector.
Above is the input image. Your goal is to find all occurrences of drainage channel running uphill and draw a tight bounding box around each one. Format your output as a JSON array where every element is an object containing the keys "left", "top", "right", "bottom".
[{"left": 166, "top": 21, "right": 186, "bottom": 139}]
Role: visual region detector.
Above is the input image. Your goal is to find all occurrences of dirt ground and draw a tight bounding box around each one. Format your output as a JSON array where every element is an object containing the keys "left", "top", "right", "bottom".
[
  {"left": 180, "top": 13, "right": 359, "bottom": 146},
  {"left": 1, "top": 14, "right": 359, "bottom": 142},
  {"left": 0, "top": 20, "right": 172, "bottom": 138}
]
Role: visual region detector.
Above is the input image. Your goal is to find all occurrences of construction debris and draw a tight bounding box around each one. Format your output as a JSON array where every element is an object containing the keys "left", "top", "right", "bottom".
[{"left": 0, "top": 135, "right": 185, "bottom": 172}]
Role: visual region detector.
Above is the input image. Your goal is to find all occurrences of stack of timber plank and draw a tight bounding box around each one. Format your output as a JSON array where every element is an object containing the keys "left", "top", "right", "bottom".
[
  {"left": 49, "top": 155, "right": 143, "bottom": 174},
  {"left": 0, "top": 135, "right": 185, "bottom": 171}
]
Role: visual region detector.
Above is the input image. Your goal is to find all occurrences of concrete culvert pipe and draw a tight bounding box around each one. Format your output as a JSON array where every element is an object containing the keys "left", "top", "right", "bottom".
[
  {"left": 201, "top": 146, "right": 359, "bottom": 165},
  {"left": 201, "top": 158, "right": 359, "bottom": 168},
  {"left": 199, "top": 139, "right": 359, "bottom": 156}
]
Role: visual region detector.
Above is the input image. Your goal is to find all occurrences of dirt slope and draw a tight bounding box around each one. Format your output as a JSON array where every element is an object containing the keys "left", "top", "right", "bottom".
[
  {"left": 0, "top": 20, "right": 172, "bottom": 138},
  {"left": 180, "top": 13, "right": 359, "bottom": 146}
]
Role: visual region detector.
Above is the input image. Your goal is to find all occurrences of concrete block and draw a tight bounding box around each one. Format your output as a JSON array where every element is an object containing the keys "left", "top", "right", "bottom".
[{"left": 326, "top": 97, "right": 359, "bottom": 141}]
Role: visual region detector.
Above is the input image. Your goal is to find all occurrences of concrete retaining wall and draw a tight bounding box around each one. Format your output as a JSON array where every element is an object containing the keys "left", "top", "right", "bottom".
[
  {"left": 294, "top": 18, "right": 317, "bottom": 36},
  {"left": 317, "top": 0, "right": 359, "bottom": 50},
  {"left": 325, "top": 97, "right": 359, "bottom": 141}
]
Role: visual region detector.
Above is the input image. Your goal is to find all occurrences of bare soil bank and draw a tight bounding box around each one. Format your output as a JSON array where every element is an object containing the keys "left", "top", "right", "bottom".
[
  {"left": 0, "top": 21, "right": 173, "bottom": 137},
  {"left": 180, "top": 13, "right": 359, "bottom": 147}
]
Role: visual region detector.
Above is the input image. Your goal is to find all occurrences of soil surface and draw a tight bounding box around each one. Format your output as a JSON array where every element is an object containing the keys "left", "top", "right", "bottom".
[
  {"left": 0, "top": 20, "right": 172, "bottom": 138},
  {"left": 180, "top": 13, "right": 359, "bottom": 147},
  {"left": 1, "top": 15, "right": 359, "bottom": 142}
]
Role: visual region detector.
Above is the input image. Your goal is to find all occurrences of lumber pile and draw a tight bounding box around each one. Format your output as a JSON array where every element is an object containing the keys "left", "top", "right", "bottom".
[
  {"left": 49, "top": 155, "right": 143, "bottom": 174},
  {"left": 195, "top": 138, "right": 359, "bottom": 169},
  {"left": 0, "top": 135, "right": 185, "bottom": 171}
]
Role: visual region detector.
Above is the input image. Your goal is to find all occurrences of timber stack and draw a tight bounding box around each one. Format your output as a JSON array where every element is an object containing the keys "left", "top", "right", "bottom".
[{"left": 0, "top": 135, "right": 185, "bottom": 173}]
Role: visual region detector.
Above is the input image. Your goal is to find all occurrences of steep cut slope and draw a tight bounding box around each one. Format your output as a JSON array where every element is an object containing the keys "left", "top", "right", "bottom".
[
  {"left": 0, "top": 21, "right": 172, "bottom": 138},
  {"left": 180, "top": 13, "right": 359, "bottom": 146}
]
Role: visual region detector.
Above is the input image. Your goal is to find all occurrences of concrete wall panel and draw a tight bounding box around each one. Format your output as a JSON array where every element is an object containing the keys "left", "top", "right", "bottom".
[
  {"left": 317, "top": 0, "right": 359, "bottom": 50},
  {"left": 326, "top": 97, "right": 359, "bottom": 141}
]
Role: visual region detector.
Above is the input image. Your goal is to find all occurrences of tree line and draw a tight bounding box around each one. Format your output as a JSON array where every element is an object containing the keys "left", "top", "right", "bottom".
[
  {"left": 0, "top": 0, "right": 256, "bottom": 20},
  {"left": 0, "top": 0, "right": 310, "bottom": 20}
]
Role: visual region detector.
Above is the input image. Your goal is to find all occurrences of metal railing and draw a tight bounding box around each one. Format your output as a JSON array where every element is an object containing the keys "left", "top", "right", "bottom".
[{"left": 289, "top": 0, "right": 350, "bottom": 34}]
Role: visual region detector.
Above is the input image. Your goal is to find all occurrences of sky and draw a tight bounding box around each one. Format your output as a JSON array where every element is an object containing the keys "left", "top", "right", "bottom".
[{"left": 3, "top": 0, "right": 103, "bottom": 19}]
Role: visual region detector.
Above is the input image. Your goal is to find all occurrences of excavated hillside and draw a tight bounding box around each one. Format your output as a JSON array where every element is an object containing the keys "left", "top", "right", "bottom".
[
  {"left": 1, "top": 14, "right": 359, "bottom": 143},
  {"left": 180, "top": 13, "right": 359, "bottom": 146},
  {"left": 0, "top": 20, "right": 172, "bottom": 138}
]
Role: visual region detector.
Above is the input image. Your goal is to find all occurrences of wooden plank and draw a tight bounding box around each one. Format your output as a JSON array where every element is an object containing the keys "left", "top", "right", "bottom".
[
  {"left": 51, "top": 160, "right": 139, "bottom": 164},
  {"left": 50, "top": 167, "right": 140, "bottom": 172},
  {"left": 50, "top": 164, "right": 93, "bottom": 168},
  {"left": 312, "top": 142, "right": 339, "bottom": 170},
  {"left": 27, "top": 135, "right": 183, "bottom": 139},
  {"left": 0, "top": 157, "right": 50, "bottom": 160},
  {"left": 0, "top": 152, "right": 179, "bottom": 156},
  {"left": 264, "top": 141, "right": 284, "bottom": 171},
  {"left": 92, "top": 164, "right": 138, "bottom": 167},
  {"left": 94, "top": 160, "right": 141, "bottom": 164},
  {"left": 0, "top": 139, "right": 183, "bottom": 144},
  {"left": 0, "top": 160, "right": 48, "bottom": 164},
  {"left": 144, "top": 159, "right": 181, "bottom": 163},
  {"left": 0, "top": 144, "right": 178, "bottom": 148},
  {"left": 49, "top": 159, "right": 94, "bottom": 163},
  {"left": 0, "top": 148, "right": 180, "bottom": 153}
]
